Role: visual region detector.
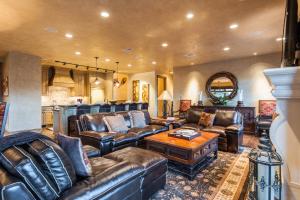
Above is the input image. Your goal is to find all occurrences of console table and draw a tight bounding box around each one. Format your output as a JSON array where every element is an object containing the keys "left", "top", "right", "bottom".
[{"left": 191, "top": 105, "right": 256, "bottom": 135}]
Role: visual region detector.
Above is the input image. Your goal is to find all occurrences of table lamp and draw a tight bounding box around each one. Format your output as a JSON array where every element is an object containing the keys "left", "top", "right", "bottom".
[{"left": 158, "top": 90, "right": 172, "bottom": 118}]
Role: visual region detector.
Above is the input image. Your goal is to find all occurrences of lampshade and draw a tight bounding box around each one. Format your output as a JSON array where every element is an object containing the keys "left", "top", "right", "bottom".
[{"left": 158, "top": 90, "right": 172, "bottom": 101}]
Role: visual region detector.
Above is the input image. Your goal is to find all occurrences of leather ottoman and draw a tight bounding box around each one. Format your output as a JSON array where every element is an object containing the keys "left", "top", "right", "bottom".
[{"left": 104, "top": 147, "right": 168, "bottom": 200}]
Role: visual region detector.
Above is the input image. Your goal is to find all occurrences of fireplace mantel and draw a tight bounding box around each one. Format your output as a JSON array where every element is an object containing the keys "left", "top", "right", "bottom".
[{"left": 264, "top": 66, "right": 300, "bottom": 200}]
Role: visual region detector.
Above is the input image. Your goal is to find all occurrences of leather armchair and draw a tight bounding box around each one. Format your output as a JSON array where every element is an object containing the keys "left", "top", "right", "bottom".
[{"left": 181, "top": 109, "right": 244, "bottom": 153}]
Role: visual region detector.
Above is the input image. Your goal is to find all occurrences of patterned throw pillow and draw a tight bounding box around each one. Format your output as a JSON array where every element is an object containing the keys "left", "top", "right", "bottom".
[
  {"left": 103, "top": 115, "right": 129, "bottom": 133},
  {"left": 57, "top": 134, "right": 92, "bottom": 177},
  {"left": 198, "top": 112, "right": 216, "bottom": 127},
  {"left": 128, "top": 111, "right": 146, "bottom": 128}
]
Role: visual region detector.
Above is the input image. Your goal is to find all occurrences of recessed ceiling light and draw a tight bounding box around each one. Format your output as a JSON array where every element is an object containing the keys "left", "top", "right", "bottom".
[
  {"left": 105, "top": 58, "right": 110, "bottom": 62},
  {"left": 229, "top": 23, "right": 239, "bottom": 29},
  {"left": 223, "top": 47, "right": 230, "bottom": 51},
  {"left": 190, "top": 62, "right": 195, "bottom": 65},
  {"left": 253, "top": 52, "right": 258, "bottom": 56},
  {"left": 186, "top": 12, "right": 194, "bottom": 19},
  {"left": 100, "top": 11, "right": 110, "bottom": 18},
  {"left": 161, "top": 42, "right": 168, "bottom": 47},
  {"left": 65, "top": 33, "right": 73, "bottom": 38},
  {"left": 128, "top": 64, "right": 132, "bottom": 67},
  {"left": 152, "top": 61, "right": 157, "bottom": 65},
  {"left": 75, "top": 51, "right": 81, "bottom": 55}
]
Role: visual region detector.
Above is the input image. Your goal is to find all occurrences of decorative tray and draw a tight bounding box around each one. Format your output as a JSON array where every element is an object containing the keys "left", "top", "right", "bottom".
[{"left": 168, "top": 129, "right": 201, "bottom": 140}]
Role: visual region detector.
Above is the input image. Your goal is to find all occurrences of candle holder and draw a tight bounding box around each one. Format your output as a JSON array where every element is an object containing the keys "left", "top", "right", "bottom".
[{"left": 237, "top": 101, "right": 244, "bottom": 107}]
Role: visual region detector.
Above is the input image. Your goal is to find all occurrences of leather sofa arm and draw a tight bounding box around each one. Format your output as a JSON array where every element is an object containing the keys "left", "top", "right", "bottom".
[
  {"left": 174, "top": 119, "right": 186, "bottom": 126},
  {"left": 80, "top": 131, "right": 115, "bottom": 141},
  {"left": 80, "top": 131, "right": 115, "bottom": 156},
  {"left": 225, "top": 124, "right": 243, "bottom": 133},
  {"left": 150, "top": 119, "right": 170, "bottom": 126}
]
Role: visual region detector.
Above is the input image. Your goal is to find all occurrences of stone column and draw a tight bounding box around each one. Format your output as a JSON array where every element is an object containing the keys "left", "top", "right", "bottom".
[
  {"left": 264, "top": 66, "right": 300, "bottom": 200},
  {"left": 2, "top": 51, "right": 41, "bottom": 132}
]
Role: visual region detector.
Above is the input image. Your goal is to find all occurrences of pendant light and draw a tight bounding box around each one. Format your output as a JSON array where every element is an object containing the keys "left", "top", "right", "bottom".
[
  {"left": 113, "top": 61, "right": 120, "bottom": 88},
  {"left": 94, "top": 57, "right": 101, "bottom": 85}
]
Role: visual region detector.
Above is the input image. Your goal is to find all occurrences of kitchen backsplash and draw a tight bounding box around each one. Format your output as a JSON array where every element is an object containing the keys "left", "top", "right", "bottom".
[{"left": 42, "top": 86, "right": 89, "bottom": 106}]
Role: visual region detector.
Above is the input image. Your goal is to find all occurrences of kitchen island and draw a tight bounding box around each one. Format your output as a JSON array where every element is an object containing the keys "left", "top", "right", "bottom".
[{"left": 53, "top": 103, "right": 148, "bottom": 135}]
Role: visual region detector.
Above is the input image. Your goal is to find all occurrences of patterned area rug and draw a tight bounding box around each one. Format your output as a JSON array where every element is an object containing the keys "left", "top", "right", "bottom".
[{"left": 151, "top": 148, "right": 250, "bottom": 200}]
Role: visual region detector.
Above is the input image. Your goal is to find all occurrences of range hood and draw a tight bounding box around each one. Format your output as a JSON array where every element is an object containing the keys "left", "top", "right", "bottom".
[{"left": 48, "top": 67, "right": 75, "bottom": 88}]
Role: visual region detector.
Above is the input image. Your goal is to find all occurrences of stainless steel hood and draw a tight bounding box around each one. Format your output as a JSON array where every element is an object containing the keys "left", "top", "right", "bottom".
[{"left": 48, "top": 67, "right": 75, "bottom": 88}]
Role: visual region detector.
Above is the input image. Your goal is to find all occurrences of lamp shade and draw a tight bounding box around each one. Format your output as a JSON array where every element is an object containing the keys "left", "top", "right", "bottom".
[{"left": 158, "top": 90, "right": 172, "bottom": 101}]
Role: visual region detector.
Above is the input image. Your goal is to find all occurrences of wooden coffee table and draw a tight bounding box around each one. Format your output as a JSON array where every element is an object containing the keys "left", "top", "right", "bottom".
[{"left": 145, "top": 129, "right": 219, "bottom": 180}]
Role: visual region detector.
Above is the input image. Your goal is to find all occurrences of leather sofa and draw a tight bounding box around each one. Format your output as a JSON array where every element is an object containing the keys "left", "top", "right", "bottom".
[
  {"left": 179, "top": 109, "right": 244, "bottom": 153},
  {"left": 0, "top": 132, "right": 167, "bottom": 200},
  {"left": 76, "top": 110, "right": 169, "bottom": 156}
]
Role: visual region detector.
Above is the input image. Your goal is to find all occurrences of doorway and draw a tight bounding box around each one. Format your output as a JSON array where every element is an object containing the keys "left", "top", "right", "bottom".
[{"left": 157, "top": 75, "right": 166, "bottom": 117}]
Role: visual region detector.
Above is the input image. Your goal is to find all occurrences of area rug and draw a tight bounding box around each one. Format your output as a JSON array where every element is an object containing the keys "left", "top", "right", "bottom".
[{"left": 151, "top": 148, "right": 250, "bottom": 200}]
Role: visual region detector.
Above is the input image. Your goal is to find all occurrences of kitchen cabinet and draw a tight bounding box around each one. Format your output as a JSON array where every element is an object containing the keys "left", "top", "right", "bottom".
[
  {"left": 42, "top": 106, "right": 53, "bottom": 126},
  {"left": 71, "top": 71, "right": 88, "bottom": 97}
]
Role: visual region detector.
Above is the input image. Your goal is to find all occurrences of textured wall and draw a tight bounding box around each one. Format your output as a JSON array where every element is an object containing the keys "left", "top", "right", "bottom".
[
  {"left": 128, "top": 71, "right": 157, "bottom": 116},
  {"left": 3, "top": 51, "right": 41, "bottom": 132},
  {"left": 173, "top": 53, "right": 281, "bottom": 112}
]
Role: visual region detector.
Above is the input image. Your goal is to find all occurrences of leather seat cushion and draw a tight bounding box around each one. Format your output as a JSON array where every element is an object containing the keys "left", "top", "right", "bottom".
[
  {"left": 82, "top": 145, "right": 101, "bottom": 158},
  {"left": 104, "top": 147, "right": 167, "bottom": 175},
  {"left": 89, "top": 157, "right": 120, "bottom": 175},
  {"left": 0, "top": 146, "right": 59, "bottom": 200},
  {"left": 22, "top": 139, "right": 76, "bottom": 194},
  {"left": 203, "top": 126, "right": 226, "bottom": 136},
  {"left": 129, "top": 127, "right": 153, "bottom": 138},
  {"left": 182, "top": 123, "right": 201, "bottom": 130},
  {"left": 59, "top": 161, "right": 143, "bottom": 200},
  {"left": 112, "top": 133, "right": 138, "bottom": 147}
]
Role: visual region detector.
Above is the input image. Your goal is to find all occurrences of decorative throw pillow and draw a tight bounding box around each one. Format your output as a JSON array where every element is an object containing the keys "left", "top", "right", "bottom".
[
  {"left": 103, "top": 114, "right": 129, "bottom": 133},
  {"left": 128, "top": 111, "right": 147, "bottom": 128},
  {"left": 57, "top": 134, "right": 92, "bottom": 177},
  {"left": 198, "top": 112, "right": 216, "bottom": 127}
]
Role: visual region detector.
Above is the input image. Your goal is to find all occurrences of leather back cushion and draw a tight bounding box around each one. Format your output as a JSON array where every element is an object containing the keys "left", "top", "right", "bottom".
[
  {"left": 116, "top": 111, "right": 132, "bottom": 128},
  {"left": 0, "top": 164, "right": 35, "bottom": 200},
  {"left": 81, "top": 113, "right": 115, "bottom": 132},
  {"left": 22, "top": 139, "right": 76, "bottom": 194},
  {"left": 142, "top": 110, "right": 151, "bottom": 125},
  {"left": 0, "top": 146, "right": 59, "bottom": 200},
  {"left": 186, "top": 109, "right": 201, "bottom": 123},
  {"left": 214, "top": 110, "right": 238, "bottom": 127}
]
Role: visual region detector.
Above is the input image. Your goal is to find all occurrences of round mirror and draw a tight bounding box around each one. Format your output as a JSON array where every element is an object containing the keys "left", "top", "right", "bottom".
[{"left": 205, "top": 72, "right": 238, "bottom": 101}]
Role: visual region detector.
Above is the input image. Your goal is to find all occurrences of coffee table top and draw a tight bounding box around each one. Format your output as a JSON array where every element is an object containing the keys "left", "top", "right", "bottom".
[{"left": 145, "top": 128, "right": 219, "bottom": 150}]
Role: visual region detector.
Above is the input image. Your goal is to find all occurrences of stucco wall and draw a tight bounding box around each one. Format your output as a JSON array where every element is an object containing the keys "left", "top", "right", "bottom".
[
  {"left": 3, "top": 51, "right": 41, "bottom": 132},
  {"left": 173, "top": 53, "right": 281, "bottom": 112}
]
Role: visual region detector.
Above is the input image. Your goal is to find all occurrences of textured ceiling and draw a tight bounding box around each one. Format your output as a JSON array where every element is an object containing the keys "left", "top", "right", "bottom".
[{"left": 0, "top": 0, "right": 285, "bottom": 73}]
